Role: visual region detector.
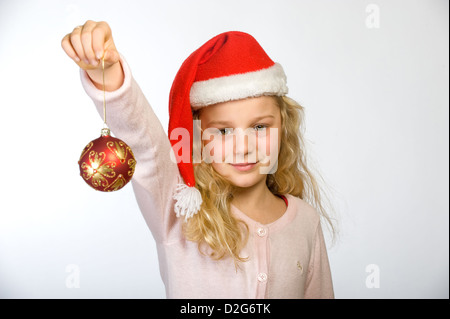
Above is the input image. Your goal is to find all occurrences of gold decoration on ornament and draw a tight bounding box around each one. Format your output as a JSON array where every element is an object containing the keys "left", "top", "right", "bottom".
[
  {"left": 127, "top": 158, "right": 136, "bottom": 177},
  {"left": 80, "top": 150, "right": 117, "bottom": 188},
  {"left": 105, "top": 174, "right": 127, "bottom": 192},
  {"left": 107, "top": 140, "right": 128, "bottom": 163},
  {"left": 79, "top": 142, "right": 93, "bottom": 161}
]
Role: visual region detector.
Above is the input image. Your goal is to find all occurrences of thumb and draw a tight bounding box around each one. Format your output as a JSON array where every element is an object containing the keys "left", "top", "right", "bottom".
[{"left": 102, "top": 49, "right": 120, "bottom": 67}]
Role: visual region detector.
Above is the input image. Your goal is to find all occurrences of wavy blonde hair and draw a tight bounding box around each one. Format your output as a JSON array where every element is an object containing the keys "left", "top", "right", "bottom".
[{"left": 185, "top": 96, "right": 336, "bottom": 264}]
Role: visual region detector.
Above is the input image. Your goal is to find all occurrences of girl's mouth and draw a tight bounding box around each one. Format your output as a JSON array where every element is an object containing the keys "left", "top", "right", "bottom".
[{"left": 229, "top": 162, "right": 258, "bottom": 171}]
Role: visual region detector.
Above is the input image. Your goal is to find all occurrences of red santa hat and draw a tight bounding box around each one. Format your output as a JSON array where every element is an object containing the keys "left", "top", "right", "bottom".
[{"left": 168, "top": 31, "right": 288, "bottom": 220}]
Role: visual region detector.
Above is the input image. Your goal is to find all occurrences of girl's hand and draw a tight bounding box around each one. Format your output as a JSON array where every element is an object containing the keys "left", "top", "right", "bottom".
[{"left": 61, "top": 20, "right": 123, "bottom": 91}]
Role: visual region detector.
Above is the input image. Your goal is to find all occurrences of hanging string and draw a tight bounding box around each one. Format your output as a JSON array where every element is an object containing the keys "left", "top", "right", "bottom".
[
  {"left": 102, "top": 58, "right": 107, "bottom": 127},
  {"left": 100, "top": 58, "right": 110, "bottom": 137}
]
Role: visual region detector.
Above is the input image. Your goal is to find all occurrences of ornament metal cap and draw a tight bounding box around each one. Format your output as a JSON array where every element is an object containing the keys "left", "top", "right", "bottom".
[{"left": 101, "top": 127, "right": 111, "bottom": 137}]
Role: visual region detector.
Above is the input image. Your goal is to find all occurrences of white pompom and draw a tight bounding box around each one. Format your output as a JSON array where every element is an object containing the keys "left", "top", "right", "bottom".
[{"left": 173, "top": 183, "right": 203, "bottom": 221}]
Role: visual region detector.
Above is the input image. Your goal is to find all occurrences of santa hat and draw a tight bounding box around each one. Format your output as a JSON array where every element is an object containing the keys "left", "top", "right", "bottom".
[{"left": 168, "top": 31, "right": 288, "bottom": 220}]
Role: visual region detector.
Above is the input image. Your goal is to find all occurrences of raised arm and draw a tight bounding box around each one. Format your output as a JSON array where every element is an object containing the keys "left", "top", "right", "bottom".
[{"left": 62, "top": 21, "right": 182, "bottom": 242}]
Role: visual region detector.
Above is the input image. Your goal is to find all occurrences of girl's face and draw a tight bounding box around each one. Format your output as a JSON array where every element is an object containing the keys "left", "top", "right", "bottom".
[{"left": 199, "top": 96, "right": 282, "bottom": 188}]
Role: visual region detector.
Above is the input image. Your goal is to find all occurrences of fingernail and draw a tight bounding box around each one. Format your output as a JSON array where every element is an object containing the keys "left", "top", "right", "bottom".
[
  {"left": 96, "top": 51, "right": 103, "bottom": 60},
  {"left": 74, "top": 56, "right": 81, "bottom": 62},
  {"left": 90, "top": 59, "right": 98, "bottom": 66}
]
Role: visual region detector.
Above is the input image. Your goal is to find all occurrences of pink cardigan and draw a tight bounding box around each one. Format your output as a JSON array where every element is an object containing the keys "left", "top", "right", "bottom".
[{"left": 80, "top": 56, "right": 334, "bottom": 299}]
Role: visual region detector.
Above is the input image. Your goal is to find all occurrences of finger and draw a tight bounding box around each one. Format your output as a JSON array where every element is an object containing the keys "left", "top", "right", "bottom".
[
  {"left": 80, "top": 21, "right": 98, "bottom": 66},
  {"left": 61, "top": 33, "right": 81, "bottom": 63},
  {"left": 103, "top": 49, "right": 120, "bottom": 66},
  {"left": 92, "top": 22, "right": 119, "bottom": 66},
  {"left": 91, "top": 24, "right": 108, "bottom": 60},
  {"left": 69, "top": 25, "right": 87, "bottom": 65}
]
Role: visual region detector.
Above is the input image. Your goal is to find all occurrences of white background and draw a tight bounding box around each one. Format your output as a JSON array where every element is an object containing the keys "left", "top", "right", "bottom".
[{"left": 0, "top": 0, "right": 448, "bottom": 299}]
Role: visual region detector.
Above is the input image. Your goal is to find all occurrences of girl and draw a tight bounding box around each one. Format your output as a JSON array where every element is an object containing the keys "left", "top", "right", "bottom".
[{"left": 62, "top": 20, "right": 335, "bottom": 298}]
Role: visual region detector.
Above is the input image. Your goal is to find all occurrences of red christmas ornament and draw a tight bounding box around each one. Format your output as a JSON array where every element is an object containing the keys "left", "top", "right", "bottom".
[
  {"left": 78, "top": 128, "right": 136, "bottom": 192},
  {"left": 77, "top": 59, "right": 136, "bottom": 192}
]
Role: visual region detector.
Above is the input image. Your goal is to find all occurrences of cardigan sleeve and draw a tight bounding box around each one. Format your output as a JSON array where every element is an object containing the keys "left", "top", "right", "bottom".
[
  {"left": 304, "top": 223, "right": 335, "bottom": 299},
  {"left": 79, "top": 55, "right": 182, "bottom": 243}
]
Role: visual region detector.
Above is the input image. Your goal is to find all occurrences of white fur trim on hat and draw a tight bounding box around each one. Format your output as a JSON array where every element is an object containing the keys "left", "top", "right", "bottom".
[
  {"left": 173, "top": 182, "right": 202, "bottom": 221},
  {"left": 190, "top": 63, "right": 288, "bottom": 109}
]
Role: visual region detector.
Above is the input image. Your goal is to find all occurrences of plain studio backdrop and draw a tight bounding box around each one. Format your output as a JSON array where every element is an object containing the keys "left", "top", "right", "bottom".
[{"left": 0, "top": 0, "right": 448, "bottom": 299}]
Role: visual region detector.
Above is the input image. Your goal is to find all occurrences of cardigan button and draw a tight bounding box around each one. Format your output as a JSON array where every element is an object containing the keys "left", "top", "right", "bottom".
[
  {"left": 257, "top": 272, "right": 268, "bottom": 283},
  {"left": 256, "top": 227, "right": 267, "bottom": 237}
]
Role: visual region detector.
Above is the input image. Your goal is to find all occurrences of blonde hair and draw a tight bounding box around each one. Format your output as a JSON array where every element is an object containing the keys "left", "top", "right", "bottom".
[{"left": 185, "top": 96, "right": 336, "bottom": 264}]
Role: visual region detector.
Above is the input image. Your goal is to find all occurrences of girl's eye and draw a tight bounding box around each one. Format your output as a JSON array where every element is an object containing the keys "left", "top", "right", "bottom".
[
  {"left": 254, "top": 124, "right": 267, "bottom": 131},
  {"left": 219, "top": 128, "right": 233, "bottom": 135}
]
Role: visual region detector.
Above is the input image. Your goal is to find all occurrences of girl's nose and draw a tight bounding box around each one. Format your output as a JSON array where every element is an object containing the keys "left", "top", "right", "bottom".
[{"left": 232, "top": 128, "right": 257, "bottom": 163}]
